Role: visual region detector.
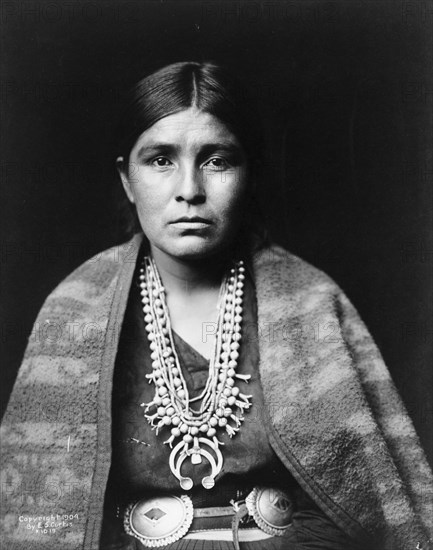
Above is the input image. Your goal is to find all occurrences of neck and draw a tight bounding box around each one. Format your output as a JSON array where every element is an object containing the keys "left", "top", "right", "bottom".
[{"left": 149, "top": 245, "right": 232, "bottom": 295}]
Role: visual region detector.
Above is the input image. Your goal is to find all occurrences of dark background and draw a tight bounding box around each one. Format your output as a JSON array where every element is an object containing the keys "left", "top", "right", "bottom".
[{"left": 1, "top": 0, "right": 432, "bottom": 465}]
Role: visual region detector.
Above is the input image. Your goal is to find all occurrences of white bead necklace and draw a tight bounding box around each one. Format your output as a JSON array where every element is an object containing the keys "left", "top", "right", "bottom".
[{"left": 139, "top": 256, "right": 252, "bottom": 490}]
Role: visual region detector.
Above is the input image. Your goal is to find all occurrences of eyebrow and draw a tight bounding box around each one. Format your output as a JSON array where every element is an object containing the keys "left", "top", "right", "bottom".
[{"left": 136, "top": 141, "right": 244, "bottom": 159}]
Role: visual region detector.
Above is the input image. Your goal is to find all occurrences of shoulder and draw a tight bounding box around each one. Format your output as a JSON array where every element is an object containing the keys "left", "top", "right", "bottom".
[
  {"left": 254, "top": 243, "right": 378, "bottom": 361},
  {"left": 253, "top": 242, "right": 343, "bottom": 300},
  {"left": 38, "top": 234, "right": 142, "bottom": 313}
]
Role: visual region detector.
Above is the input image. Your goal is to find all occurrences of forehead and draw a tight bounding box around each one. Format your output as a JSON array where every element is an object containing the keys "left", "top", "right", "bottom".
[{"left": 130, "top": 108, "right": 240, "bottom": 154}]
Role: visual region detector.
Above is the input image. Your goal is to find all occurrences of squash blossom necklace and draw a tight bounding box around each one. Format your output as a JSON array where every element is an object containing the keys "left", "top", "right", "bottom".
[{"left": 139, "top": 255, "right": 252, "bottom": 491}]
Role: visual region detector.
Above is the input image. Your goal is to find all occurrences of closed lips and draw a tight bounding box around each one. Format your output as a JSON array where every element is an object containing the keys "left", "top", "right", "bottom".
[{"left": 171, "top": 217, "right": 212, "bottom": 224}]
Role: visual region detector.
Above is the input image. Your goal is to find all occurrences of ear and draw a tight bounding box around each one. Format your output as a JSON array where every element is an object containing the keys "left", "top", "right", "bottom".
[{"left": 116, "top": 156, "right": 135, "bottom": 204}]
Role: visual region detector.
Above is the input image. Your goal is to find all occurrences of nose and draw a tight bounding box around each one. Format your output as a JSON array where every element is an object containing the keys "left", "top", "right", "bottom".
[{"left": 175, "top": 165, "right": 205, "bottom": 205}]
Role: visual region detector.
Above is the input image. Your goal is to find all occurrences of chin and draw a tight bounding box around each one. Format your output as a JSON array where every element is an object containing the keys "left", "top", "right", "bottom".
[{"left": 164, "top": 236, "right": 229, "bottom": 261}]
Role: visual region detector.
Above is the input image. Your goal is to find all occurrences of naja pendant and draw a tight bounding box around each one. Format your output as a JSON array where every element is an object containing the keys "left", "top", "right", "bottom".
[{"left": 169, "top": 436, "right": 224, "bottom": 490}]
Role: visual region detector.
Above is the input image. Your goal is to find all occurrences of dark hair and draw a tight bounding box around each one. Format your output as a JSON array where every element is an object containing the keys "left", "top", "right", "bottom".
[{"left": 115, "top": 61, "right": 269, "bottom": 251}]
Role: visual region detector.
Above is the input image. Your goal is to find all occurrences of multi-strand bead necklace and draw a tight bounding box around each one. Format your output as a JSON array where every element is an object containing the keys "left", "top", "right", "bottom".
[{"left": 139, "top": 256, "right": 252, "bottom": 490}]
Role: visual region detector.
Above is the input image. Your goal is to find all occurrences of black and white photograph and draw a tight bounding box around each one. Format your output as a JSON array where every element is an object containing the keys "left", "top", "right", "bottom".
[{"left": 1, "top": 1, "right": 432, "bottom": 549}]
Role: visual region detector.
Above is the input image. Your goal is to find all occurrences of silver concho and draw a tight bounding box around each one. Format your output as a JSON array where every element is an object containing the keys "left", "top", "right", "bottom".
[
  {"left": 124, "top": 495, "right": 193, "bottom": 547},
  {"left": 245, "top": 487, "right": 293, "bottom": 536}
]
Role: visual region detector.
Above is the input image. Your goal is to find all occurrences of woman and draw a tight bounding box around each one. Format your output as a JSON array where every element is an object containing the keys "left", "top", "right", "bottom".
[{"left": 1, "top": 62, "right": 432, "bottom": 550}]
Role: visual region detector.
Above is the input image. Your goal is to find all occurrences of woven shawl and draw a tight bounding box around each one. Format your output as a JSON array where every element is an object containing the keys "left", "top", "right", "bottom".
[{"left": 1, "top": 233, "right": 432, "bottom": 549}]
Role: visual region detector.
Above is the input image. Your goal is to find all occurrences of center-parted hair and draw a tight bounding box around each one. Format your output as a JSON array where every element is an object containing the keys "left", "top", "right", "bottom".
[{"left": 115, "top": 61, "right": 268, "bottom": 249}]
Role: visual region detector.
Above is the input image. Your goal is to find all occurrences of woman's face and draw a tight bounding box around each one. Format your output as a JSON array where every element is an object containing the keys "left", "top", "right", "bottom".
[{"left": 117, "top": 108, "right": 248, "bottom": 260}]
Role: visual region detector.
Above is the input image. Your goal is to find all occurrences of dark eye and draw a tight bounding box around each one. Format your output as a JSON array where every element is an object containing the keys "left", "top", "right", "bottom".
[
  {"left": 151, "top": 157, "right": 172, "bottom": 167},
  {"left": 204, "top": 157, "right": 229, "bottom": 170}
]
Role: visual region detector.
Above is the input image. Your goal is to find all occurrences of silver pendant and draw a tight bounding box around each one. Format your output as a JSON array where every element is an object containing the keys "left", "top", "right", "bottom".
[{"left": 169, "top": 437, "right": 224, "bottom": 490}]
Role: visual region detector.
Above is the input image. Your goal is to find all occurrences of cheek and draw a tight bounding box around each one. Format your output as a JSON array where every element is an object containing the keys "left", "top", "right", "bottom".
[
  {"left": 128, "top": 187, "right": 164, "bottom": 236},
  {"left": 211, "top": 183, "right": 248, "bottom": 235},
  {"left": 219, "top": 173, "right": 248, "bottom": 212},
  {"left": 130, "top": 178, "right": 165, "bottom": 214},
  {"left": 133, "top": 190, "right": 153, "bottom": 213}
]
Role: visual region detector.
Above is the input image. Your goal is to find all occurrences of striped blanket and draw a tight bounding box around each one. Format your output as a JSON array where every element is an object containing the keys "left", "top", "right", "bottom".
[{"left": 1, "top": 233, "right": 432, "bottom": 549}]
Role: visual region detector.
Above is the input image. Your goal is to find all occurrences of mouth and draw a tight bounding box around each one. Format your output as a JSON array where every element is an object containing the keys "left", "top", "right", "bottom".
[
  {"left": 170, "top": 216, "right": 212, "bottom": 229},
  {"left": 171, "top": 216, "right": 212, "bottom": 224}
]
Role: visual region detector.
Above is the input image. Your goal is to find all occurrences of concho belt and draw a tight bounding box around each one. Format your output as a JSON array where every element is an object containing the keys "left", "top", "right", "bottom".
[{"left": 124, "top": 486, "right": 294, "bottom": 548}]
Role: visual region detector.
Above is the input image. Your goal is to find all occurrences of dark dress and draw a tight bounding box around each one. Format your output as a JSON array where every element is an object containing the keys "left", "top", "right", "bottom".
[{"left": 99, "top": 251, "right": 360, "bottom": 550}]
